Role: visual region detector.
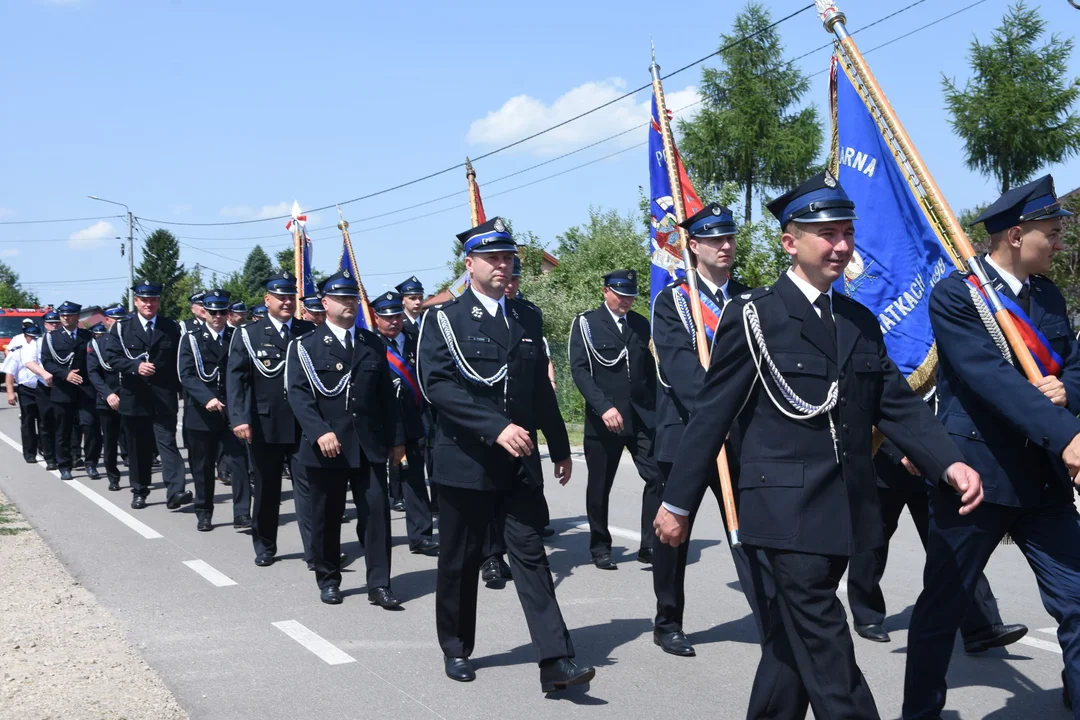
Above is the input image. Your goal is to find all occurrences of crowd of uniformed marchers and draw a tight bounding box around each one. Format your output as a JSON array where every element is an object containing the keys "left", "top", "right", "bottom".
[{"left": 4, "top": 171, "right": 1080, "bottom": 718}]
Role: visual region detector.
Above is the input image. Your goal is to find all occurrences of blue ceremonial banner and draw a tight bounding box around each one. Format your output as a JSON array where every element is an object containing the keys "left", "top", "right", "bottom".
[
  {"left": 648, "top": 94, "right": 703, "bottom": 307},
  {"left": 339, "top": 235, "right": 373, "bottom": 331},
  {"left": 302, "top": 237, "right": 316, "bottom": 298},
  {"left": 830, "top": 57, "right": 955, "bottom": 384}
]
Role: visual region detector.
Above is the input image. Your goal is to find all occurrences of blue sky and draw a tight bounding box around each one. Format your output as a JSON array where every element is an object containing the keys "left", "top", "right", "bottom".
[{"left": 2, "top": 0, "right": 1078, "bottom": 306}]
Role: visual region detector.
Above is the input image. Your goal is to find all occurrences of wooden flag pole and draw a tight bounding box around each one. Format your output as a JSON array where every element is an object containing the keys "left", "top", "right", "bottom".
[
  {"left": 651, "top": 45, "right": 740, "bottom": 548},
  {"left": 817, "top": 0, "right": 1042, "bottom": 382}
]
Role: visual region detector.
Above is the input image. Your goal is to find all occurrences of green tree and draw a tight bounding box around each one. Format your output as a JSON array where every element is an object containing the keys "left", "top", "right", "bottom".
[
  {"left": 134, "top": 228, "right": 186, "bottom": 318},
  {"left": 241, "top": 245, "right": 275, "bottom": 306},
  {"left": 275, "top": 247, "right": 329, "bottom": 290},
  {"left": 0, "top": 261, "right": 39, "bottom": 307},
  {"left": 678, "top": 2, "right": 823, "bottom": 224},
  {"left": 172, "top": 264, "right": 205, "bottom": 320},
  {"left": 1048, "top": 194, "right": 1080, "bottom": 317},
  {"left": 942, "top": 1, "right": 1080, "bottom": 193}
]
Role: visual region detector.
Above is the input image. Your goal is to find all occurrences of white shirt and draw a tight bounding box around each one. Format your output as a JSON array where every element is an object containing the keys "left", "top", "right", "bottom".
[
  {"left": 2, "top": 337, "right": 39, "bottom": 387},
  {"left": 268, "top": 315, "right": 292, "bottom": 337},
  {"left": 983, "top": 255, "right": 1028, "bottom": 296},
  {"left": 697, "top": 275, "right": 731, "bottom": 303},
  {"left": 139, "top": 314, "right": 159, "bottom": 333},
  {"left": 605, "top": 304, "right": 628, "bottom": 332},
  {"left": 473, "top": 289, "right": 506, "bottom": 319},
  {"left": 10, "top": 338, "right": 44, "bottom": 387},
  {"left": 204, "top": 325, "right": 223, "bottom": 344},
  {"left": 786, "top": 267, "right": 834, "bottom": 318},
  {"left": 6, "top": 333, "right": 27, "bottom": 355},
  {"left": 325, "top": 321, "right": 355, "bottom": 349}
]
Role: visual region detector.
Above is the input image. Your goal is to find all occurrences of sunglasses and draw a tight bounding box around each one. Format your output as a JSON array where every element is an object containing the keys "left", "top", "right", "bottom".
[{"left": 206, "top": 309, "right": 228, "bottom": 316}]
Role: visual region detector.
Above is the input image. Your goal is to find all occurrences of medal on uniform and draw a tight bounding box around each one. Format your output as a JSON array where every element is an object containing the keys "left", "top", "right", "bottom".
[{"left": 263, "top": 359, "right": 272, "bottom": 367}]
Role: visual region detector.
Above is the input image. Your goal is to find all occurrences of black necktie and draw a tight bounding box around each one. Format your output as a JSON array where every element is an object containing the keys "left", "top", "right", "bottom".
[
  {"left": 1017, "top": 284, "right": 1031, "bottom": 315},
  {"left": 617, "top": 317, "right": 626, "bottom": 335},
  {"left": 344, "top": 330, "right": 354, "bottom": 357},
  {"left": 491, "top": 304, "right": 510, "bottom": 346},
  {"left": 146, "top": 320, "right": 154, "bottom": 335},
  {"left": 814, "top": 294, "right": 836, "bottom": 347}
]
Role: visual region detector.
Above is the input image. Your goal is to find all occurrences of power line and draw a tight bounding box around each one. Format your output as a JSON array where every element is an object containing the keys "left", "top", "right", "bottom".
[
  {"left": 23, "top": 276, "right": 128, "bottom": 285},
  {"left": 133, "top": 4, "right": 818, "bottom": 228},
  {"left": 0, "top": 215, "right": 123, "bottom": 226}
]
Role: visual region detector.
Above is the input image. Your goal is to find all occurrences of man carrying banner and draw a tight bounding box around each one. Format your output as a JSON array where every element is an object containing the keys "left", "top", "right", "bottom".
[
  {"left": 397, "top": 276, "right": 425, "bottom": 343},
  {"left": 649, "top": 202, "right": 772, "bottom": 658},
  {"left": 656, "top": 172, "right": 982, "bottom": 719},
  {"left": 904, "top": 176, "right": 1080, "bottom": 718},
  {"left": 569, "top": 270, "right": 661, "bottom": 570}
]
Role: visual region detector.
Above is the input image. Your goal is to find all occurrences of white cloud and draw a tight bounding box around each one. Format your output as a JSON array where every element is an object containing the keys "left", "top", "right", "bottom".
[
  {"left": 0, "top": 248, "right": 20, "bottom": 258},
  {"left": 68, "top": 220, "right": 115, "bottom": 250},
  {"left": 466, "top": 78, "right": 700, "bottom": 157},
  {"left": 0, "top": 208, "right": 14, "bottom": 219}
]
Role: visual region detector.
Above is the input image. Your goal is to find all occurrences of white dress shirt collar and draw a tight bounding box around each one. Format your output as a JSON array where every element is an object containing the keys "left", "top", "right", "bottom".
[
  {"left": 472, "top": 289, "right": 506, "bottom": 317},
  {"left": 697, "top": 275, "right": 730, "bottom": 302},
  {"left": 268, "top": 315, "right": 291, "bottom": 335},
  {"left": 204, "top": 325, "right": 221, "bottom": 342},
  {"left": 325, "top": 321, "right": 354, "bottom": 348},
  {"left": 140, "top": 314, "right": 158, "bottom": 332},
  {"left": 605, "top": 304, "right": 628, "bottom": 328},
  {"left": 983, "top": 255, "right": 1028, "bottom": 296},
  {"left": 786, "top": 267, "right": 833, "bottom": 312}
]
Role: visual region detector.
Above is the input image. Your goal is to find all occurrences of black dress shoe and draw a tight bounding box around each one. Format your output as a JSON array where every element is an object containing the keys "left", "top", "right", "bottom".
[
  {"left": 541, "top": 526, "right": 556, "bottom": 538},
  {"left": 340, "top": 551, "right": 348, "bottom": 563},
  {"left": 86, "top": 465, "right": 101, "bottom": 480},
  {"left": 233, "top": 515, "right": 252, "bottom": 529},
  {"left": 306, "top": 561, "right": 315, "bottom": 571},
  {"left": 481, "top": 558, "right": 505, "bottom": 587},
  {"left": 254, "top": 554, "right": 275, "bottom": 567},
  {"left": 108, "top": 480, "right": 120, "bottom": 492},
  {"left": 321, "top": 585, "right": 343, "bottom": 605},
  {"left": 59, "top": 469, "right": 73, "bottom": 481},
  {"left": 637, "top": 547, "right": 653, "bottom": 564},
  {"left": 151, "top": 457, "right": 161, "bottom": 468},
  {"left": 654, "top": 629, "right": 696, "bottom": 657},
  {"left": 444, "top": 656, "right": 475, "bottom": 682},
  {"left": 197, "top": 517, "right": 213, "bottom": 532},
  {"left": 410, "top": 539, "right": 440, "bottom": 556},
  {"left": 24, "top": 457, "right": 37, "bottom": 464},
  {"left": 391, "top": 499, "right": 406, "bottom": 513},
  {"left": 855, "top": 623, "right": 891, "bottom": 643},
  {"left": 540, "top": 658, "right": 595, "bottom": 693},
  {"left": 219, "top": 476, "right": 231, "bottom": 487},
  {"left": 130, "top": 496, "right": 147, "bottom": 510},
  {"left": 166, "top": 490, "right": 194, "bottom": 510},
  {"left": 963, "top": 623, "right": 1028, "bottom": 653},
  {"left": 45, "top": 461, "right": 57, "bottom": 471},
  {"left": 368, "top": 587, "right": 402, "bottom": 609},
  {"left": 498, "top": 558, "right": 512, "bottom": 579},
  {"left": 73, "top": 458, "right": 85, "bottom": 469},
  {"left": 593, "top": 553, "right": 617, "bottom": 570}
]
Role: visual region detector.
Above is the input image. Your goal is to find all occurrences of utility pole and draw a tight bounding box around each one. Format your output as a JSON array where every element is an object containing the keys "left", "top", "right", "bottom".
[{"left": 89, "top": 196, "right": 135, "bottom": 310}]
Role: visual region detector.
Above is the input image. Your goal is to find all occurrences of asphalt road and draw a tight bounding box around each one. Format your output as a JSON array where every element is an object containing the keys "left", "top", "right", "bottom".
[{"left": 0, "top": 403, "right": 1071, "bottom": 720}]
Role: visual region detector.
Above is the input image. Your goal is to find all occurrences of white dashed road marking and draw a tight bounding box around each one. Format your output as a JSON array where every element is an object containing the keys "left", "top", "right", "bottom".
[
  {"left": 1018, "top": 636, "right": 1063, "bottom": 655},
  {"left": 65, "top": 479, "right": 164, "bottom": 539},
  {"left": 183, "top": 559, "right": 237, "bottom": 587},
  {"left": 575, "top": 522, "right": 641, "bottom": 542},
  {"left": 272, "top": 620, "right": 356, "bottom": 665}
]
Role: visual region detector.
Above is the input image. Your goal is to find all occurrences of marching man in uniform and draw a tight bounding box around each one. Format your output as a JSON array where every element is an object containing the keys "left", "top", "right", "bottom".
[
  {"left": 655, "top": 172, "right": 982, "bottom": 719},
  {"left": 86, "top": 306, "right": 129, "bottom": 492},
  {"left": 904, "top": 175, "right": 1080, "bottom": 718},
  {"left": 287, "top": 271, "right": 405, "bottom": 607},
  {"left": 649, "top": 202, "right": 772, "bottom": 659},
  {"left": 371, "top": 290, "right": 439, "bottom": 556},
  {"left": 103, "top": 280, "right": 190, "bottom": 510},
  {"left": 396, "top": 275, "right": 425, "bottom": 342},
  {"left": 419, "top": 217, "right": 594, "bottom": 691},
  {"left": 178, "top": 289, "right": 249, "bottom": 532},
  {"left": 569, "top": 269, "right": 661, "bottom": 570},
  {"left": 227, "top": 272, "right": 315, "bottom": 567},
  {"left": 42, "top": 301, "right": 100, "bottom": 481}
]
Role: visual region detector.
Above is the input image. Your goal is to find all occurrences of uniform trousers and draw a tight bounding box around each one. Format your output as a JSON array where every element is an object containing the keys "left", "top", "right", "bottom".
[
  {"left": 747, "top": 550, "right": 878, "bottom": 720},
  {"left": 847, "top": 484, "right": 1002, "bottom": 636},
  {"left": 54, "top": 398, "right": 99, "bottom": 471},
  {"left": 389, "top": 442, "right": 434, "bottom": 547},
  {"left": 653, "top": 461, "right": 772, "bottom": 642},
  {"left": 305, "top": 458, "right": 391, "bottom": 590},
  {"left": 583, "top": 420, "right": 661, "bottom": 557},
  {"left": 97, "top": 408, "right": 123, "bottom": 481},
  {"left": 187, "top": 428, "right": 248, "bottom": 521},
  {"left": 249, "top": 442, "right": 300, "bottom": 558},
  {"left": 16, "top": 385, "right": 40, "bottom": 461},
  {"left": 436, "top": 479, "right": 573, "bottom": 664},
  {"left": 903, "top": 485, "right": 1080, "bottom": 719},
  {"left": 123, "top": 412, "right": 185, "bottom": 498},
  {"left": 34, "top": 384, "right": 56, "bottom": 462}
]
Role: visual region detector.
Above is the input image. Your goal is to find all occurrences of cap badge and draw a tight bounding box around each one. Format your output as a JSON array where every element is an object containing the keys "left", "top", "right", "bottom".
[
  {"left": 493, "top": 218, "right": 506, "bottom": 233},
  {"left": 343, "top": 270, "right": 351, "bottom": 279},
  {"left": 628, "top": 270, "right": 635, "bottom": 281},
  {"left": 471, "top": 306, "right": 483, "bottom": 319},
  {"left": 824, "top": 172, "right": 837, "bottom": 188},
  {"left": 711, "top": 205, "right": 722, "bottom": 215}
]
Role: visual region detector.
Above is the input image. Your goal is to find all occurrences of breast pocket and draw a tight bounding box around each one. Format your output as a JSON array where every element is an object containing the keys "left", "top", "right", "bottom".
[
  {"left": 851, "top": 352, "right": 883, "bottom": 410},
  {"left": 771, "top": 351, "right": 827, "bottom": 401},
  {"left": 737, "top": 460, "right": 803, "bottom": 540}
]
